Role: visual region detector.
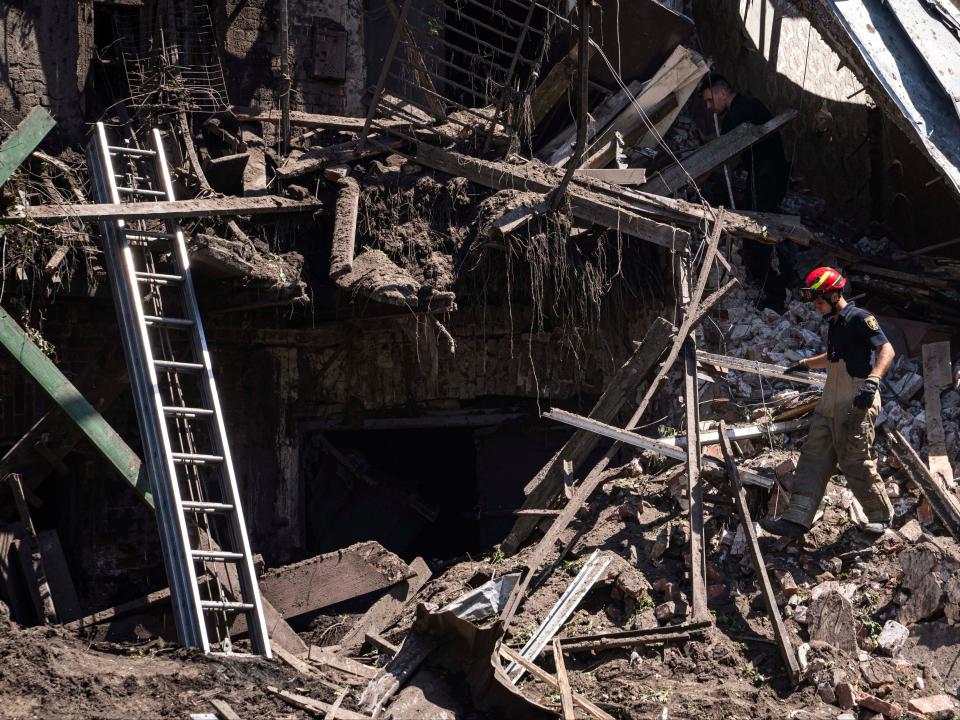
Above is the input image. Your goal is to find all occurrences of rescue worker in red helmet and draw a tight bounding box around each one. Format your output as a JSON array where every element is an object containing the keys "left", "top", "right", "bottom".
[{"left": 760, "top": 267, "right": 896, "bottom": 537}]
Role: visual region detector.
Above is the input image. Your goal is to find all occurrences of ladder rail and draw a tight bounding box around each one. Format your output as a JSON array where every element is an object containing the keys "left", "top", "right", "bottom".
[{"left": 150, "top": 128, "right": 272, "bottom": 658}]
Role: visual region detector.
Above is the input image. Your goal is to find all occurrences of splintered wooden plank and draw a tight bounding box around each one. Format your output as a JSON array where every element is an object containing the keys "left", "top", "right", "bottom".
[
  {"left": 884, "top": 426, "right": 960, "bottom": 541},
  {"left": 531, "top": 42, "right": 593, "bottom": 126},
  {"left": 232, "top": 106, "right": 370, "bottom": 130},
  {"left": 257, "top": 542, "right": 412, "bottom": 623},
  {"left": 0, "top": 307, "right": 152, "bottom": 505},
  {"left": 717, "top": 420, "right": 800, "bottom": 685},
  {"left": 503, "top": 317, "right": 675, "bottom": 555},
  {"left": 414, "top": 144, "right": 688, "bottom": 249},
  {"left": 0, "top": 107, "right": 56, "bottom": 188},
  {"left": 8, "top": 196, "right": 322, "bottom": 224},
  {"left": 35, "top": 530, "right": 81, "bottom": 623},
  {"left": 641, "top": 110, "right": 798, "bottom": 196},
  {"left": 338, "top": 557, "right": 431, "bottom": 654},
  {"left": 583, "top": 46, "right": 707, "bottom": 169},
  {"left": 552, "top": 638, "right": 575, "bottom": 720},
  {"left": 539, "top": 80, "right": 644, "bottom": 167},
  {"left": 922, "top": 341, "right": 955, "bottom": 488},
  {"left": 498, "top": 645, "right": 615, "bottom": 720},
  {"left": 266, "top": 686, "right": 369, "bottom": 720}
]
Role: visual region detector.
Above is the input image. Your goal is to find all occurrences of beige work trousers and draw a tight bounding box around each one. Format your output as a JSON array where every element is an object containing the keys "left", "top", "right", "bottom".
[{"left": 780, "top": 361, "right": 893, "bottom": 529}]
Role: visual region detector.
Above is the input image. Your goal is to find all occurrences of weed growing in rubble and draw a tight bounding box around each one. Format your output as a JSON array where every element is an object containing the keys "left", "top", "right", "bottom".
[
  {"left": 637, "top": 689, "right": 670, "bottom": 704},
  {"left": 739, "top": 663, "right": 769, "bottom": 686},
  {"left": 483, "top": 547, "right": 506, "bottom": 565}
]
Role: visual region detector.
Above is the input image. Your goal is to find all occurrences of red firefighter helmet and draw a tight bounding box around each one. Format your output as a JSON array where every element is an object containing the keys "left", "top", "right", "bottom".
[{"left": 801, "top": 266, "right": 846, "bottom": 301}]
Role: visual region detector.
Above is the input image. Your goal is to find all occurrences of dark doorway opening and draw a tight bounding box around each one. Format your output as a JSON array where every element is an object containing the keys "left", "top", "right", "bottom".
[{"left": 300, "top": 418, "right": 568, "bottom": 563}]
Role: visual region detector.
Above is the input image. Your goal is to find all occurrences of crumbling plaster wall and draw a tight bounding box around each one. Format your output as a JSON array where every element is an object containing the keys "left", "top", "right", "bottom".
[
  {"left": 0, "top": 0, "right": 94, "bottom": 143},
  {"left": 220, "top": 0, "right": 365, "bottom": 117},
  {"left": 693, "top": 0, "right": 873, "bottom": 224},
  {"left": 207, "top": 309, "right": 659, "bottom": 560}
]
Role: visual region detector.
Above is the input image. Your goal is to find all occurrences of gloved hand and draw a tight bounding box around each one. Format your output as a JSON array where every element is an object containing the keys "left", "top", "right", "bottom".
[
  {"left": 853, "top": 377, "right": 880, "bottom": 409},
  {"left": 784, "top": 361, "right": 807, "bottom": 375}
]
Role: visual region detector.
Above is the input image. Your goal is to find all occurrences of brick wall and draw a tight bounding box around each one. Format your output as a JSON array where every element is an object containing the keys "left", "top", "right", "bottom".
[
  {"left": 0, "top": 0, "right": 94, "bottom": 144},
  {"left": 221, "top": 0, "right": 365, "bottom": 117}
]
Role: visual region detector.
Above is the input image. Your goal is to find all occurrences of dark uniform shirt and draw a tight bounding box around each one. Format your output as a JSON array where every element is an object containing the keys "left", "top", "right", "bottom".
[
  {"left": 721, "top": 94, "right": 789, "bottom": 212},
  {"left": 826, "top": 301, "right": 889, "bottom": 379}
]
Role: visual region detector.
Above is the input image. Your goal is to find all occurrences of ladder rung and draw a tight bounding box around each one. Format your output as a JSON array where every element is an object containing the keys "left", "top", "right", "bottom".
[
  {"left": 163, "top": 405, "right": 215, "bottom": 417},
  {"left": 144, "top": 315, "right": 194, "bottom": 328},
  {"left": 153, "top": 359, "right": 205, "bottom": 372},
  {"left": 201, "top": 600, "right": 255, "bottom": 611},
  {"left": 126, "top": 231, "right": 178, "bottom": 240},
  {"left": 182, "top": 500, "right": 234, "bottom": 513},
  {"left": 135, "top": 271, "right": 182, "bottom": 283},
  {"left": 191, "top": 549, "right": 244, "bottom": 561},
  {"left": 108, "top": 145, "right": 156, "bottom": 156},
  {"left": 118, "top": 187, "right": 167, "bottom": 197},
  {"left": 171, "top": 452, "right": 224, "bottom": 464}
]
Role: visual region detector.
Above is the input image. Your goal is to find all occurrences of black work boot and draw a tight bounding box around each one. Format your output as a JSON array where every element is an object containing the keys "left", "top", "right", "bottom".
[{"left": 759, "top": 517, "right": 807, "bottom": 538}]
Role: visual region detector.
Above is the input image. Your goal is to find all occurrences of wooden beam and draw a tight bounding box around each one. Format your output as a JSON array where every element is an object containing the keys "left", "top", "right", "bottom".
[
  {"left": 308, "top": 645, "right": 378, "bottom": 679},
  {"left": 539, "top": 81, "right": 644, "bottom": 167},
  {"left": 583, "top": 46, "right": 707, "bottom": 169},
  {"left": 208, "top": 699, "right": 242, "bottom": 720},
  {"left": 558, "top": 621, "right": 710, "bottom": 654},
  {"left": 697, "top": 349, "right": 825, "bottom": 387},
  {"left": 232, "top": 107, "right": 369, "bottom": 130},
  {"left": 330, "top": 176, "right": 359, "bottom": 279},
  {"left": 552, "top": 638, "right": 575, "bottom": 720},
  {"left": 542, "top": 408, "right": 774, "bottom": 490},
  {"left": 250, "top": 542, "right": 412, "bottom": 625},
  {"left": 498, "top": 645, "right": 614, "bottom": 720},
  {"left": 365, "top": 631, "right": 400, "bottom": 656},
  {"left": 531, "top": 42, "right": 593, "bottom": 126},
  {"left": 414, "top": 143, "right": 688, "bottom": 250},
  {"left": 338, "top": 557, "right": 431, "bottom": 654},
  {"left": 641, "top": 110, "right": 798, "bottom": 196},
  {"left": 678, "top": 254, "right": 708, "bottom": 623},
  {"left": 6, "top": 474, "right": 56, "bottom": 623},
  {"left": 266, "top": 686, "right": 369, "bottom": 719},
  {"left": 8, "top": 195, "right": 322, "bottom": 224},
  {"left": 276, "top": 137, "right": 406, "bottom": 179},
  {"left": 662, "top": 417, "right": 810, "bottom": 446},
  {"left": 0, "top": 308, "right": 151, "bottom": 505},
  {"left": 883, "top": 425, "right": 960, "bottom": 542},
  {"left": 922, "top": 341, "right": 956, "bottom": 488},
  {"left": 503, "top": 317, "right": 674, "bottom": 555},
  {"left": 717, "top": 420, "right": 800, "bottom": 685},
  {"left": 575, "top": 168, "right": 647, "bottom": 185},
  {"left": 0, "top": 107, "right": 56, "bottom": 188}
]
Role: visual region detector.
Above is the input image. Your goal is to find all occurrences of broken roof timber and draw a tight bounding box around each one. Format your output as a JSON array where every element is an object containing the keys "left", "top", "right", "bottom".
[
  {"left": 799, "top": 0, "right": 960, "bottom": 204},
  {"left": 5, "top": 195, "right": 321, "bottom": 223},
  {"left": 415, "top": 144, "right": 689, "bottom": 249},
  {"left": 0, "top": 107, "right": 56, "bottom": 188}
]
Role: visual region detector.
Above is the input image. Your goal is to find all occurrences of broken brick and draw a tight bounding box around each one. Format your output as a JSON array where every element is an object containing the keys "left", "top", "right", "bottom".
[
  {"left": 774, "top": 457, "right": 796, "bottom": 477},
  {"left": 773, "top": 569, "right": 799, "bottom": 597},
  {"left": 835, "top": 682, "right": 857, "bottom": 709},
  {"left": 856, "top": 692, "right": 903, "bottom": 719},
  {"left": 908, "top": 694, "right": 957, "bottom": 719}
]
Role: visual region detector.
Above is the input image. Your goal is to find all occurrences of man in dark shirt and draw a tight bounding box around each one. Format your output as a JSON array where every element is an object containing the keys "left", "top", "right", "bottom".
[
  {"left": 761, "top": 267, "right": 895, "bottom": 538},
  {"left": 701, "top": 75, "right": 794, "bottom": 313}
]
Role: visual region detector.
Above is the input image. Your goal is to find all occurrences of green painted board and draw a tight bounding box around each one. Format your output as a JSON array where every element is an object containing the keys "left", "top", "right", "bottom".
[
  {"left": 0, "top": 306, "right": 153, "bottom": 508},
  {"left": 0, "top": 107, "right": 56, "bottom": 188}
]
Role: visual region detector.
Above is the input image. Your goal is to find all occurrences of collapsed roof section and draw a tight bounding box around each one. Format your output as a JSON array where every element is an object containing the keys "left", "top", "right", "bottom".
[{"left": 802, "top": 0, "right": 960, "bottom": 203}]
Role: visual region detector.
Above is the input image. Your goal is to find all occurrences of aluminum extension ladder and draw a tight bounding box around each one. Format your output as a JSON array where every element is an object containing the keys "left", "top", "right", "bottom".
[{"left": 85, "top": 122, "right": 271, "bottom": 657}]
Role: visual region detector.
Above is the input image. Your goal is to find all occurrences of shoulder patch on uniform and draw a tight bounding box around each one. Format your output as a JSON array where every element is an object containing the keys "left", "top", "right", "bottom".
[{"left": 864, "top": 315, "right": 880, "bottom": 332}]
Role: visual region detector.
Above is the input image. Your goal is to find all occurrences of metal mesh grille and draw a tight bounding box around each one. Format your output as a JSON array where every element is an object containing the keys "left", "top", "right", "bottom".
[
  {"left": 362, "top": 0, "right": 557, "bottom": 147},
  {"left": 113, "top": 0, "right": 230, "bottom": 116}
]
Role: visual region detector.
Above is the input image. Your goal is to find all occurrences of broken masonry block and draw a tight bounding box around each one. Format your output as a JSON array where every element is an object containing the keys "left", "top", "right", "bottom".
[{"left": 875, "top": 620, "right": 909, "bottom": 656}]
